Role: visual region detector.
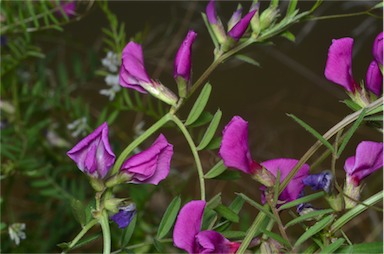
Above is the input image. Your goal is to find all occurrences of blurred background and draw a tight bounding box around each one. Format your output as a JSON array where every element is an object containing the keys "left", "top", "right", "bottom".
[{"left": 1, "top": 1, "right": 382, "bottom": 252}]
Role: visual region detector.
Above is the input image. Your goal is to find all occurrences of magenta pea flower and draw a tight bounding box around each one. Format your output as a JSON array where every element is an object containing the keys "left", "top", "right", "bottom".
[
  {"left": 219, "top": 116, "right": 261, "bottom": 175},
  {"left": 344, "top": 141, "right": 383, "bottom": 187},
  {"left": 174, "top": 30, "right": 197, "bottom": 82},
  {"left": 261, "top": 158, "right": 310, "bottom": 203},
  {"left": 324, "top": 37, "right": 357, "bottom": 93},
  {"left": 324, "top": 33, "right": 383, "bottom": 97},
  {"left": 372, "top": 32, "right": 383, "bottom": 66},
  {"left": 173, "top": 200, "right": 240, "bottom": 254},
  {"left": 120, "top": 134, "right": 173, "bottom": 185},
  {"left": 119, "top": 42, "right": 178, "bottom": 106},
  {"left": 67, "top": 122, "right": 115, "bottom": 179},
  {"left": 206, "top": 0, "right": 257, "bottom": 44}
]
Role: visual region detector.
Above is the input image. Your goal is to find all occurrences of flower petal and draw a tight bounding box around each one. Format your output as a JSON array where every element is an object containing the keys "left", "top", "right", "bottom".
[
  {"left": 344, "top": 141, "right": 383, "bottom": 185},
  {"left": 261, "top": 158, "right": 309, "bottom": 202},
  {"left": 373, "top": 32, "right": 383, "bottom": 66},
  {"left": 67, "top": 122, "right": 115, "bottom": 178},
  {"left": 219, "top": 116, "right": 253, "bottom": 174},
  {"left": 206, "top": 0, "right": 218, "bottom": 24},
  {"left": 119, "top": 42, "right": 152, "bottom": 93},
  {"left": 227, "top": 9, "right": 257, "bottom": 41},
  {"left": 111, "top": 203, "right": 136, "bottom": 229},
  {"left": 227, "top": 4, "right": 243, "bottom": 31},
  {"left": 324, "top": 37, "right": 357, "bottom": 92},
  {"left": 173, "top": 200, "right": 205, "bottom": 254},
  {"left": 303, "top": 171, "right": 333, "bottom": 193},
  {"left": 365, "top": 61, "right": 383, "bottom": 96},
  {"left": 195, "top": 230, "right": 238, "bottom": 254},
  {"left": 174, "top": 30, "right": 197, "bottom": 82},
  {"left": 120, "top": 134, "right": 173, "bottom": 185}
]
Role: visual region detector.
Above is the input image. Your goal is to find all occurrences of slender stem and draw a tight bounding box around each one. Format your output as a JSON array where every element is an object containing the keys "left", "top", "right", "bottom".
[
  {"left": 170, "top": 115, "right": 206, "bottom": 201},
  {"left": 269, "top": 201, "right": 292, "bottom": 249},
  {"left": 237, "top": 208, "right": 267, "bottom": 254},
  {"left": 279, "top": 98, "right": 382, "bottom": 194},
  {"left": 62, "top": 219, "right": 98, "bottom": 254},
  {"left": 111, "top": 113, "right": 172, "bottom": 175},
  {"left": 306, "top": 10, "right": 375, "bottom": 21},
  {"left": 99, "top": 210, "right": 111, "bottom": 254}
]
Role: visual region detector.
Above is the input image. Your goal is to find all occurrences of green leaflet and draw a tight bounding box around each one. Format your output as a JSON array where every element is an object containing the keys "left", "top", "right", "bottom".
[
  {"left": 156, "top": 196, "right": 181, "bottom": 239},
  {"left": 294, "top": 215, "right": 335, "bottom": 248},
  {"left": 204, "top": 160, "right": 227, "bottom": 179},
  {"left": 185, "top": 83, "right": 212, "bottom": 126},
  {"left": 197, "top": 109, "right": 222, "bottom": 150}
]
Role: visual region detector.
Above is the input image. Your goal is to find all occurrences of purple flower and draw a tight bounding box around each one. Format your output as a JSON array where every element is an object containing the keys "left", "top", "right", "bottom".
[
  {"left": 67, "top": 122, "right": 115, "bottom": 179},
  {"left": 174, "top": 30, "right": 197, "bottom": 82},
  {"left": 372, "top": 32, "right": 383, "bottom": 66},
  {"left": 206, "top": 0, "right": 218, "bottom": 24},
  {"left": 344, "top": 141, "right": 383, "bottom": 186},
  {"left": 219, "top": 116, "right": 261, "bottom": 174},
  {"left": 120, "top": 134, "right": 173, "bottom": 185},
  {"left": 119, "top": 42, "right": 151, "bottom": 94},
  {"left": 119, "top": 42, "right": 178, "bottom": 105},
  {"left": 365, "top": 61, "right": 383, "bottom": 96},
  {"left": 227, "top": 9, "right": 257, "bottom": 41},
  {"left": 303, "top": 171, "right": 333, "bottom": 194},
  {"left": 111, "top": 203, "right": 136, "bottom": 229},
  {"left": 324, "top": 37, "right": 357, "bottom": 93},
  {"left": 173, "top": 200, "right": 240, "bottom": 254},
  {"left": 261, "top": 158, "right": 310, "bottom": 202}
]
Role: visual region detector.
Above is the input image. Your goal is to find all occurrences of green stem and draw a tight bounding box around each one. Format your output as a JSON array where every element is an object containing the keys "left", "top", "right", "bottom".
[
  {"left": 237, "top": 206, "right": 268, "bottom": 254},
  {"left": 279, "top": 98, "right": 382, "bottom": 195},
  {"left": 170, "top": 115, "right": 206, "bottom": 201},
  {"left": 111, "top": 113, "right": 172, "bottom": 176},
  {"left": 63, "top": 219, "right": 98, "bottom": 254},
  {"left": 99, "top": 210, "right": 111, "bottom": 254}
]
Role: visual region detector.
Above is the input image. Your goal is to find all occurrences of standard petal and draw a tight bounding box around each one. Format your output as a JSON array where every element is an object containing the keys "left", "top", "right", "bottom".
[
  {"left": 227, "top": 9, "right": 257, "bottom": 41},
  {"left": 206, "top": 0, "right": 218, "bottom": 24},
  {"left": 372, "top": 32, "right": 383, "bottom": 65},
  {"left": 120, "top": 134, "right": 173, "bottom": 185},
  {"left": 174, "top": 30, "right": 197, "bottom": 81},
  {"left": 121, "top": 42, "right": 151, "bottom": 83},
  {"left": 227, "top": 4, "right": 243, "bottom": 31},
  {"left": 119, "top": 66, "right": 147, "bottom": 93},
  {"left": 324, "top": 37, "right": 357, "bottom": 92},
  {"left": 67, "top": 122, "right": 115, "bottom": 178},
  {"left": 173, "top": 200, "right": 205, "bottom": 254},
  {"left": 344, "top": 141, "right": 383, "bottom": 185},
  {"left": 365, "top": 61, "right": 383, "bottom": 96},
  {"left": 261, "top": 158, "right": 309, "bottom": 202},
  {"left": 219, "top": 116, "right": 253, "bottom": 174}
]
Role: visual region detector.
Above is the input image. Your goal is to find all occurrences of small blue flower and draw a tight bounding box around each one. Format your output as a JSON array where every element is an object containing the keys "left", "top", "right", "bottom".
[
  {"left": 303, "top": 171, "right": 333, "bottom": 194},
  {"left": 111, "top": 204, "right": 136, "bottom": 229}
]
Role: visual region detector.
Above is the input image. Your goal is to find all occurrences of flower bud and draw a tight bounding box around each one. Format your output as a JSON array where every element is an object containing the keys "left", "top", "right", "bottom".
[
  {"left": 343, "top": 175, "right": 361, "bottom": 209},
  {"left": 326, "top": 193, "right": 344, "bottom": 211},
  {"left": 104, "top": 198, "right": 127, "bottom": 213},
  {"left": 111, "top": 203, "right": 136, "bottom": 229},
  {"left": 259, "top": 7, "right": 279, "bottom": 31}
]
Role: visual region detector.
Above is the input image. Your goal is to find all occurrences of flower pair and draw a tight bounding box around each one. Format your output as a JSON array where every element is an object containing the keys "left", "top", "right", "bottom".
[
  {"left": 119, "top": 30, "right": 197, "bottom": 104},
  {"left": 325, "top": 32, "right": 383, "bottom": 103},
  {"left": 219, "top": 116, "right": 309, "bottom": 203},
  {"left": 173, "top": 200, "right": 240, "bottom": 254},
  {"left": 67, "top": 122, "right": 173, "bottom": 185},
  {"left": 205, "top": 0, "right": 257, "bottom": 51}
]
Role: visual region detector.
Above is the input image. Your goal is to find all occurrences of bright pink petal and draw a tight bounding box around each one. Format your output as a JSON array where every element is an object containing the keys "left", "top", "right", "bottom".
[
  {"left": 206, "top": 0, "right": 218, "bottom": 24},
  {"left": 344, "top": 141, "right": 383, "bottom": 185},
  {"left": 365, "top": 61, "right": 383, "bottom": 96},
  {"left": 373, "top": 32, "right": 383, "bottom": 65},
  {"left": 219, "top": 116, "right": 253, "bottom": 174},
  {"left": 120, "top": 134, "right": 173, "bottom": 185},
  {"left": 174, "top": 30, "right": 197, "bottom": 81},
  {"left": 67, "top": 122, "right": 115, "bottom": 178},
  {"left": 173, "top": 200, "right": 205, "bottom": 253},
  {"left": 228, "top": 10, "right": 256, "bottom": 41},
  {"left": 261, "top": 158, "right": 309, "bottom": 202},
  {"left": 324, "top": 37, "right": 357, "bottom": 92}
]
